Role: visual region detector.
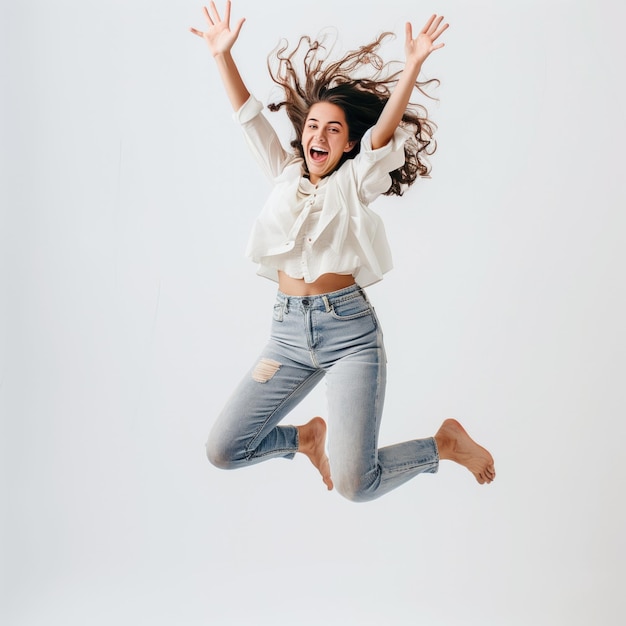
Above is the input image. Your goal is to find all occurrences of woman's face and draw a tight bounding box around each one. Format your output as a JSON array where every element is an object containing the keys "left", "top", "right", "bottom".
[{"left": 301, "top": 102, "right": 355, "bottom": 184}]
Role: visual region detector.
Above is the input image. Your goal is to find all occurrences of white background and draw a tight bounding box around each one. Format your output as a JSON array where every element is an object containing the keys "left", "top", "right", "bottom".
[{"left": 2, "top": 0, "right": 625, "bottom": 624}]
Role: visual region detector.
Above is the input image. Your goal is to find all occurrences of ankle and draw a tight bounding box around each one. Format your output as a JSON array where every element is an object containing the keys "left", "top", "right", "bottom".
[
  {"left": 297, "top": 423, "right": 311, "bottom": 454},
  {"left": 434, "top": 428, "right": 454, "bottom": 461}
]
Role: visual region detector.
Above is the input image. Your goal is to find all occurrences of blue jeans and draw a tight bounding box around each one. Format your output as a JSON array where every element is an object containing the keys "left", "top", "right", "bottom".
[{"left": 207, "top": 284, "right": 439, "bottom": 502}]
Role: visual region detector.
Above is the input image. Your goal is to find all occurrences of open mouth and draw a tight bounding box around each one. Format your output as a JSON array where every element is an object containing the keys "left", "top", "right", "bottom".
[{"left": 310, "top": 147, "right": 329, "bottom": 163}]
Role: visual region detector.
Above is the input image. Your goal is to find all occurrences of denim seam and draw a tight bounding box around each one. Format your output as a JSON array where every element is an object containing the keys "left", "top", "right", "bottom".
[
  {"left": 331, "top": 292, "right": 362, "bottom": 305},
  {"left": 385, "top": 459, "right": 439, "bottom": 475},
  {"left": 432, "top": 435, "right": 440, "bottom": 463},
  {"left": 276, "top": 284, "right": 365, "bottom": 310},
  {"left": 243, "top": 370, "right": 323, "bottom": 461},
  {"left": 329, "top": 308, "right": 373, "bottom": 322}
]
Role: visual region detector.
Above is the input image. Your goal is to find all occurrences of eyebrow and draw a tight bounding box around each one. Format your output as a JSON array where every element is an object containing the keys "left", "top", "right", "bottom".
[{"left": 307, "top": 117, "right": 344, "bottom": 126}]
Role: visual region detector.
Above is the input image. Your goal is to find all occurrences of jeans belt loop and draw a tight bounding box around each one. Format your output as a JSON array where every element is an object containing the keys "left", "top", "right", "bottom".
[{"left": 322, "top": 295, "right": 331, "bottom": 313}]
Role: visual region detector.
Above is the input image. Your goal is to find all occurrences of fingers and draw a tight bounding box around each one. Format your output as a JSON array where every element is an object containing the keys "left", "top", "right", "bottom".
[
  {"left": 202, "top": 1, "right": 240, "bottom": 30},
  {"left": 203, "top": 5, "right": 215, "bottom": 26},
  {"left": 204, "top": 1, "right": 227, "bottom": 27},
  {"left": 420, "top": 14, "right": 438, "bottom": 34},
  {"left": 402, "top": 15, "right": 448, "bottom": 59},
  {"left": 418, "top": 14, "right": 449, "bottom": 41},
  {"left": 191, "top": 2, "right": 245, "bottom": 50},
  {"left": 433, "top": 20, "right": 449, "bottom": 41},
  {"left": 209, "top": 1, "right": 220, "bottom": 23},
  {"left": 429, "top": 16, "right": 449, "bottom": 41},
  {"left": 405, "top": 21, "right": 413, "bottom": 43},
  {"left": 232, "top": 16, "right": 246, "bottom": 39}
]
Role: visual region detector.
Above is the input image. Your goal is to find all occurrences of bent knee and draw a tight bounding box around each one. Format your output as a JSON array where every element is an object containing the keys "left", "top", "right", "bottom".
[
  {"left": 334, "top": 472, "right": 379, "bottom": 503},
  {"left": 206, "top": 435, "right": 241, "bottom": 470}
]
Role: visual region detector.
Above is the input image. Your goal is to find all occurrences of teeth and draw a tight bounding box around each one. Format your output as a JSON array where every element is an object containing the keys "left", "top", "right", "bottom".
[{"left": 311, "top": 147, "right": 328, "bottom": 154}]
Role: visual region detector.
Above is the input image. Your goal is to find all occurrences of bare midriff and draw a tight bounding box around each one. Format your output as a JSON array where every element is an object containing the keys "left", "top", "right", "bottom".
[{"left": 278, "top": 271, "right": 356, "bottom": 296}]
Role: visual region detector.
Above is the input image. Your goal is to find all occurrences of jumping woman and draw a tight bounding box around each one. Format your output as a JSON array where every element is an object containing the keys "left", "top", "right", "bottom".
[{"left": 190, "top": 1, "right": 495, "bottom": 502}]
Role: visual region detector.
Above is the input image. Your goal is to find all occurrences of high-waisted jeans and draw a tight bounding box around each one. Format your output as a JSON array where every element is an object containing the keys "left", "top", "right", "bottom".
[{"left": 206, "top": 284, "right": 439, "bottom": 502}]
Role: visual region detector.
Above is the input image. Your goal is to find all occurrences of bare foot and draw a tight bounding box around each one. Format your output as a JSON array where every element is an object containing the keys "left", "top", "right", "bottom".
[
  {"left": 297, "top": 417, "right": 333, "bottom": 491},
  {"left": 434, "top": 418, "right": 496, "bottom": 484}
]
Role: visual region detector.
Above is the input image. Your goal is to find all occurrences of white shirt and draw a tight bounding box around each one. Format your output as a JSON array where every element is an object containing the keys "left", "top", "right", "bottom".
[{"left": 235, "top": 95, "right": 412, "bottom": 287}]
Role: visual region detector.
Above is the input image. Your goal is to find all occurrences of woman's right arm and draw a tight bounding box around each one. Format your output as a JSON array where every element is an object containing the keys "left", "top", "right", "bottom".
[
  {"left": 190, "top": 1, "right": 249, "bottom": 111},
  {"left": 191, "top": 1, "right": 291, "bottom": 179}
]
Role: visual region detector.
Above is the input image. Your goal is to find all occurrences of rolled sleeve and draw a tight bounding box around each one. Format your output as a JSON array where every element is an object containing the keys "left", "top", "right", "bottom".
[
  {"left": 354, "top": 126, "right": 412, "bottom": 201},
  {"left": 233, "top": 95, "right": 292, "bottom": 181},
  {"left": 359, "top": 126, "right": 412, "bottom": 169},
  {"left": 233, "top": 95, "right": 264, "bottom": 124}
]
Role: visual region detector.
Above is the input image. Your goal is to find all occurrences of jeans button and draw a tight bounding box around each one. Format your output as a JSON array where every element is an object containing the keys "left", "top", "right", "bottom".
[{"left": 302, "top": 298, "right": 309, "bottom": 306}]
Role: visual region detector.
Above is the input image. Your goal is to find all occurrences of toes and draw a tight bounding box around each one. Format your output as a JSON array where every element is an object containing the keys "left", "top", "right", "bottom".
[
  {"left": 323, "top": 463, "right": 333, "bottom": 490},
  {"left": 476, "top": 465, "right": 497, "bottom": 484},
  {"left": 322, "top": 471, "right": 334, "bottom": 490}
]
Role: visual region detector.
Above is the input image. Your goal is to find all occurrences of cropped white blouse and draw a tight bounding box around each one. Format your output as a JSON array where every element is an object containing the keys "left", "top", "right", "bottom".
[{"left": 235, "top": 95, "right": 412, "bottom": 287}]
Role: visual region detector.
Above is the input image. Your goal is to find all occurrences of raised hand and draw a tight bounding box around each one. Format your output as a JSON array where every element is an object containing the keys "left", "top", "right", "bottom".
[
  {"left": 190, "top": 0, "right": 245, "bottom": 57},
  {"left": 370, "top": 14, "right": 449, "bottom": 149},
  {"left": 405, "top": 14, "right": 449, "bottom": 66}
]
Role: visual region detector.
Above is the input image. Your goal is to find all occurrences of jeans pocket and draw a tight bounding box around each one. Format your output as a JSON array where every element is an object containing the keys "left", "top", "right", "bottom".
[{"left": 330, "top": 294, "right": 372, "bottom": 321}]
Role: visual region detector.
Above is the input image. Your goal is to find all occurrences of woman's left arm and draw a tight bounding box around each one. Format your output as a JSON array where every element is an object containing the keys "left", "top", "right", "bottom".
[{"left": 370, "top": 15, "right": 449, "bottom": 150}]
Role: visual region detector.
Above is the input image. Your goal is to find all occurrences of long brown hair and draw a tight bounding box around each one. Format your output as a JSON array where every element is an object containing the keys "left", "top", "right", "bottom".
[{"left": 266, "top": 31, "right": 439, "bottom": 196}]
